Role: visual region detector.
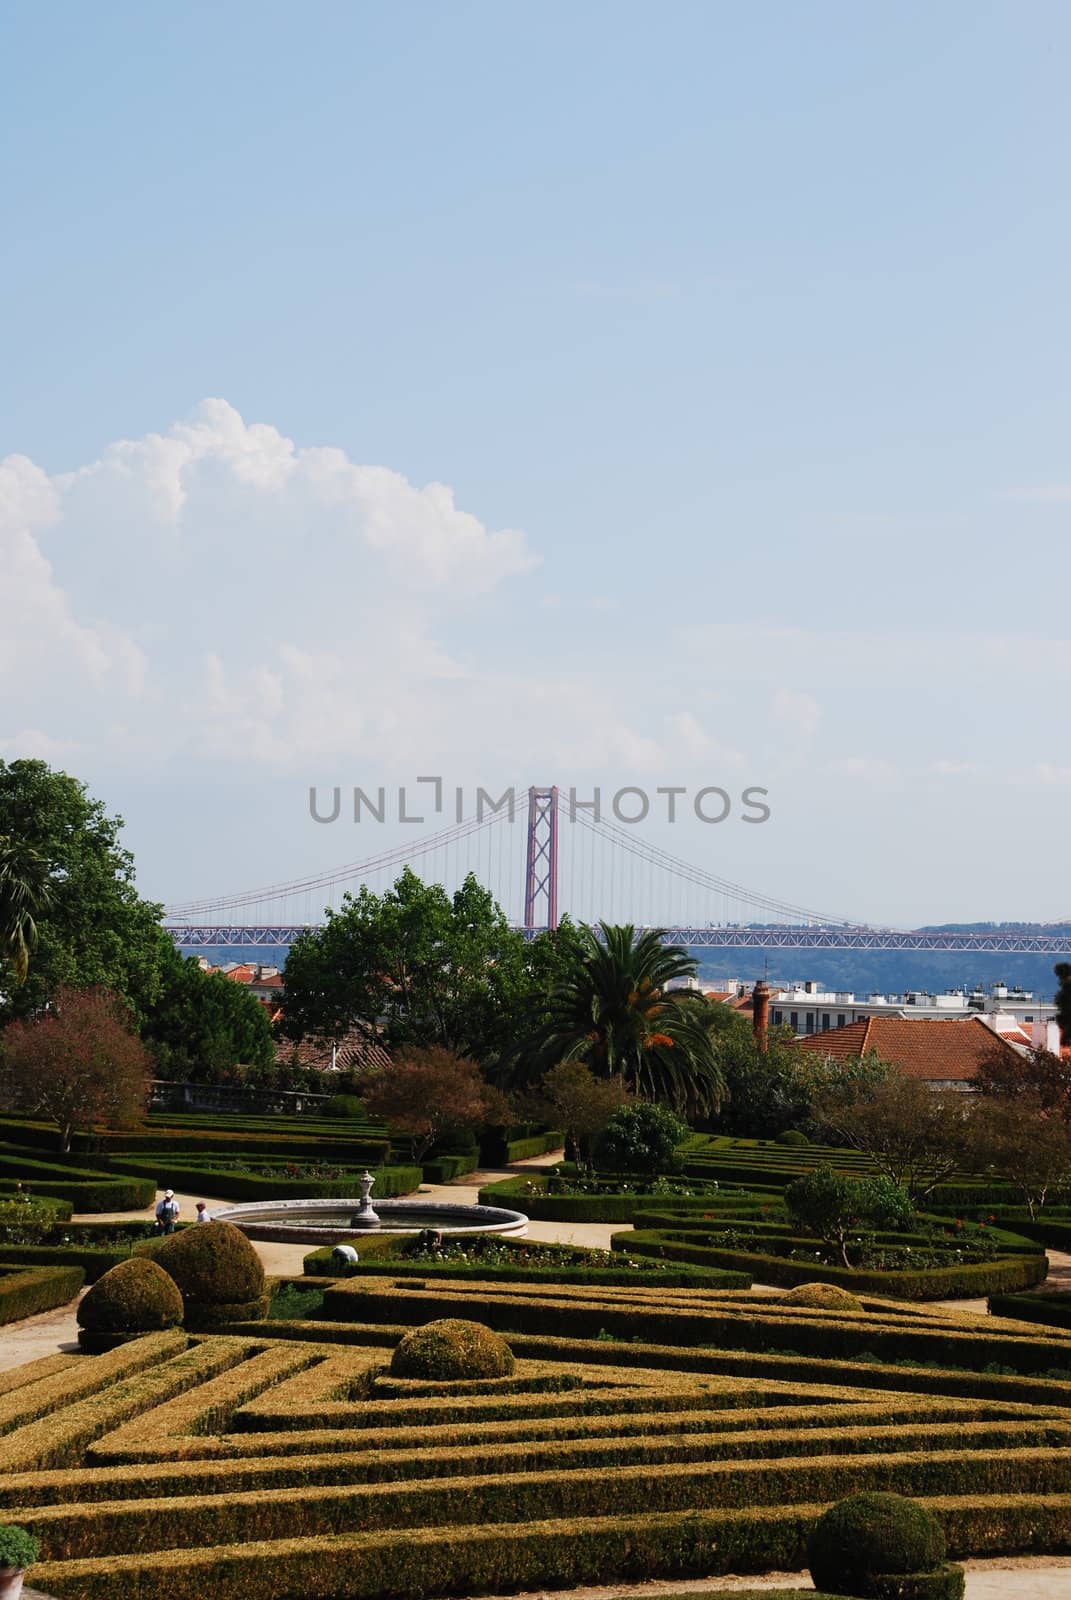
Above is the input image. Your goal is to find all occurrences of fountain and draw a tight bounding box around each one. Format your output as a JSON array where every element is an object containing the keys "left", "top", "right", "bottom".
[{"left": 208, "top": 1170, "right": 527, "bottom": 1244}]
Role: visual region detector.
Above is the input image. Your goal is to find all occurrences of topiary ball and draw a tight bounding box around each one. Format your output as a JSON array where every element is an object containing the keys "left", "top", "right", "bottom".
[
  {"left": 154, "top": 1220, "right": 269, "bottom": 1329},
  {"left": 783, "top": 1282, "right": 864, "bottom": 1312},
  {"left": 809, "top": 1493, "right": 947, "bottom": 1598},
  {"left": 776, "top": 1129, "right": 809, "bottom": 1146},
  {"left": 77, "top": 1257, "right": 183, "bottom": 1351},
  {"left": 391, "top": 1318, "right": 515, "bottom": 1380}
]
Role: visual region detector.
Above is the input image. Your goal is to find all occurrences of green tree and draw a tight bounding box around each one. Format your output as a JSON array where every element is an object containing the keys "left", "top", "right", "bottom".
[
  {"left": 596, "top": 1100, "right": 688, "bottom": 1176},
  {"left": 516, "top": 923, "right": 726, "bottom": 1114},
  {"left": 0, "top": 762, "right": 172, "bottom": 1023},
  {"left": 0, "top": 835, "right": 52, "bottom": 986},
  {"left": 529, "top": 1060, "right": 630, "bottom": 1174},
  {"left": 785, "top": 1165, "right": 914, "bottom": 1268},
  {"left": 282, "top": 868, "right": 561, "bottom": 1066},
  {"left": 813, "top": 1067, "right": 972, "bottom": 1204},
  {"left": 1055, "top": 963, "right": 1071, "bottom": 1047},
  {"left": 142, "top": 953, "right": 275, "bottom": 1083}
]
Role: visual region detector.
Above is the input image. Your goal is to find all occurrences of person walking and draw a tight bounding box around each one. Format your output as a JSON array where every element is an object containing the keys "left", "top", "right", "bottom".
[{"left": 154, "top": 1189, "right": 180, "bottom": 1234}]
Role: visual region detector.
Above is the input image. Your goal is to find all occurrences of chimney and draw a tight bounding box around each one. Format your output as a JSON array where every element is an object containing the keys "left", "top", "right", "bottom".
[
  {"left": 752, "top": 979, "right": 770, "bottom": 1054},
  {"left": 1032, "top": 1019, "right": 1062, "bottom": 1055}
]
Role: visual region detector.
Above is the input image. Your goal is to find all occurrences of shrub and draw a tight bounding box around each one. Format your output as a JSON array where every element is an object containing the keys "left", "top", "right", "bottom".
[
  {"left": 597, "top": 1103, "right": 687, "bottom": 1176},
  {"left": 77, "top": 1257, "right": 184, "bottom": 1350},
  {"left": 0, "top": 1523, "right": 40, "bottom": 1570},
  {"left": 782, "top": 1282, "right": 863, "bottom": 1312},
  {"left": 808, "top": 1493, "right": 948, "bottom": 1598},
  {"left": 324, "top": 1095, "right": 365, "bottom": 1119},
  {"left": 390, "top": 1318, "right": 515, "bottom": 1380},
  {"left": 776, "top": 1130, "right": 809, "bottom": 1146},
  {"left": 153, "top": 1221, "right": 268, "bottom": 1329}
]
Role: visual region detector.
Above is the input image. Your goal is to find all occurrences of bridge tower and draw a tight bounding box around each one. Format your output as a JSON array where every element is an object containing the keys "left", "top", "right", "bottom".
[{"left": 523, "top": 785, "right": 559, "bottom": 932}]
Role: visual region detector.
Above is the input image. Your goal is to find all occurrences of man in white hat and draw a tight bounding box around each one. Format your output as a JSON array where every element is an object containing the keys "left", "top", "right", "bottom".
[{"left": 154, "top": 1189, "right": 180, "bottom": 1234}]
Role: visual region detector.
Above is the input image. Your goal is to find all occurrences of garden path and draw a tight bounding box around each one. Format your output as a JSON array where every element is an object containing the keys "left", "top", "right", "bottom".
[{"left": 461, "top": 1557, "right": 1071, "bottom": 1598}]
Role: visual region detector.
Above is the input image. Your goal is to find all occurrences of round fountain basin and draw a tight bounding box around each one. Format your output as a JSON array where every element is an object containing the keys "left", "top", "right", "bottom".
[{"left": 208, "top": 1197, "right": 528, "bottom": 1244}]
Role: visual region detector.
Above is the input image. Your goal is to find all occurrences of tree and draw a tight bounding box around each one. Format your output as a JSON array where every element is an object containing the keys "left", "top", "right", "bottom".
[
  {"left": 785, "top": 1165, "right": 914, "bottom": 1268},
  {"left": 142, "top": 953, "right": 275, "bottom": 1083},
  {"left": 712, "top": 1010, "right": 811, "bottom": 1137},
  {"left": 516, "top": 923, "right": 726, "bottom": 1114},
  {"left": 971, "top": 1094, "right": 1071, "bottom": 1218},
  {"left": 528, "top": 1061, "right": 629, "bottom": 1174},
  {"left": 0, "top": 836, "right": 52, "bottom": 986},
  {"left": 813, "top": 1067, "right": 972, "bottom": 1203},
  {"left": 359, "top": 1047, "right": 508, "bottom": 1163},
  {"left": 1055, "top": 963, "right": 1071, "bottom": 1048},
  {"left": 281, "top": 869, "right": 538, "bottom": 1065},
  {"left": 0, "top": 986, "right": 151, "bottom": 1151},
  {"left": 976, "top": 1040, "right": 1071, "bottom": 1118},
  {"left": 596, "top": 1101, "right": 688, "bottom": 1176},
  {"left": 0, "top": 761, "right": 172, "bottom": 1023}
]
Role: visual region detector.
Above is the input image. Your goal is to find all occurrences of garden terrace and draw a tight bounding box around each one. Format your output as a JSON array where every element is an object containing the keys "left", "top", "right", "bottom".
[
  {"left": 4, "top": 1298, "right": 1071, "bottom": 1600},
  {"left": 614, "top": 1219, "right": 1048, "bottom": 1299},
  {"left": 678, "top": 1136, "right": 1029, "bottom": 1208},
  {"left": 988, "top": 1292, "right": 1071, "bottom": 1331}
]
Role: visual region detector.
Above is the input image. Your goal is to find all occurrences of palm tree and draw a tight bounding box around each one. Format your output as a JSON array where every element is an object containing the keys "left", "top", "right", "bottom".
[
  {"left": 521, "top": 922, "right": 726, "bottom": 1115},
  {"left": 0, "top": 836, "right": 52, "bottom": 986}
]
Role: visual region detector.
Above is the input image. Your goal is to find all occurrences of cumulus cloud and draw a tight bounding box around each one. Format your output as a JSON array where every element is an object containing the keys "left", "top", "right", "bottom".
[{"left": 1, "top": 400, "right": 686, "bottom": 777}]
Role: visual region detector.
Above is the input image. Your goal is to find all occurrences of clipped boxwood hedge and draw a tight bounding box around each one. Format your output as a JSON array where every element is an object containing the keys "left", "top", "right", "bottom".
[
  {"left": 108, "top": 1161, "right": 422, "bottom": 1204},
  {"left": 0, "top": 1262, "right": 85, "bottom": 1323},
  {"left": 300, "top": 1246, "right": 747, "bottom": 1288},
  {"left": 617, "top": 1227, "right": 1048, "bottom": 1300},
  {"left": 422, "top": 1154, "right": 479, "bottom": 1184},
  {"left": 988, "top": 1291, "right": 1071, "bottom": 1331}
]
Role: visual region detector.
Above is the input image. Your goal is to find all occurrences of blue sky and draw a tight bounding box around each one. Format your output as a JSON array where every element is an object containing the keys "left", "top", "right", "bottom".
[{"left": 1, "top": 2, "right": 1068, "bottom": 927}]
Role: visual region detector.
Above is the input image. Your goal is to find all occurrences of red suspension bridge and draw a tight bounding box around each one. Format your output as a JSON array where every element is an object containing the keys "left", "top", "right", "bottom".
[{"left": 162, "top": 786, "right": 1071, "bottom": 957}]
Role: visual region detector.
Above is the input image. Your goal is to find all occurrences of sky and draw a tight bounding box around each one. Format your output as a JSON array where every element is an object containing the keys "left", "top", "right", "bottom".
[{"left": 1, "top": 1, "right": 1069, "bottom": 928}]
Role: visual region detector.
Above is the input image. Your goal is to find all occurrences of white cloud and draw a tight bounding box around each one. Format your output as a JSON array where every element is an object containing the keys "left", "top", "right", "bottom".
[
  {"left": 772, "top": 687, "right": 821, "bottom": 738},
  {"left": 1007, "top": 484, "right": 1071, "bottom": 504}
]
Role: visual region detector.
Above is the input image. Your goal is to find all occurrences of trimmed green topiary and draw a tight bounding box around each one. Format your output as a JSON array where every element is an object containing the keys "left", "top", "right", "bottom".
[
  {"left": 77, "top": 1257, "right": 183, "bottom": 1351},
  {"left": 809, "top": 1493, "right": 947, "bottom": 1598},
  {"left": 153, "top": 1220, "right": 268, "bottom": 1329},
  {"left": 0, "top": 1522, "right": 40, "bottom": 1569},
  {"left": 776, "top": 1129, "right": 809, "bottom": 1146},
  {"left": 391, "top": 1318, "right": 515, "bottom": 1380},
  {"left": 783, "top": 1281, "right": 864, "bottom": 1312}
]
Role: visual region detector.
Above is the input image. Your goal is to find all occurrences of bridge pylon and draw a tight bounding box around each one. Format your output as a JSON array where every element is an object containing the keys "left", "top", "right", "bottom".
[{"left": 523, "top": 785, "right": 559, "bottom": 932}]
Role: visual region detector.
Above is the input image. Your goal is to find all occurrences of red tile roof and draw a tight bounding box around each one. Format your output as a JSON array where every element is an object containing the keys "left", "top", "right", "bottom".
[{"left": 797, "top": 1015, "right": 1018, "bottom": 1083}]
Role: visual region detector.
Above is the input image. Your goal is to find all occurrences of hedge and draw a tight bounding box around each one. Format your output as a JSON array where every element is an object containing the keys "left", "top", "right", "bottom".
[
  {"left": 0, "top": 1154, "right": 155, "bottom": 1212},
  {"left": 617, "top": 1227, "right": 1049, "bottom": 1301},
  {"left": 107, "top": 1162, "right": 422, "bottom": 1204},
  {"left": 316, "top": 1278, "right": 1071, "bottom": 1379},
  {"left": 0, "top": 1246, "right": 131, "bottom": 1283},
  {"left": 300, "top": 1249, "right": 748, "bottom": 1288},
  {"left": 476, "top": 1178, "right": 748, "bottom": 1224},
  {"left": 0, "top": 1262, "right": 84, "bottom": 1323},
  {"left": 988, "top": 1292, "right": 1071, "bottom": 1331},
  {"left": 28, "top": 1496, "right": 1071, "bottom": 1600},
  {"left": 479, "top": 1129, "right": 563, "bottom": 1165},
  {"left": 421, "top": 1154, "right": 479, "bottom": 1184},
  {"left": 21, "top": 1441, "right": 1071, "bottom": 1564}
]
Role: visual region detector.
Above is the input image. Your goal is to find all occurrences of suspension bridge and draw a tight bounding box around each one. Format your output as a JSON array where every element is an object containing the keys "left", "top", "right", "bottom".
[{"left": 162, "top": 786, "right": 1071, "bottom": 958}]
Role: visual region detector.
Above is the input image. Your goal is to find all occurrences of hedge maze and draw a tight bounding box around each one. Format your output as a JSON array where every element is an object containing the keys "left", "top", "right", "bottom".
[{"left": 4, "top": 1283, "right": 1071, "bottom": 1599}]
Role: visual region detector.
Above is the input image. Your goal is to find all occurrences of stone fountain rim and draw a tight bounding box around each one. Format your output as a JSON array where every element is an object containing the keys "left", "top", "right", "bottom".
[{"left": 207, "top": 1196, "right": 529, "bottom": 1241}]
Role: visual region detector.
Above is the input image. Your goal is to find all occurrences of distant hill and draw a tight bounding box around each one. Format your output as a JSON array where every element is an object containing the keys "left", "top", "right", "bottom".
[{"left": 693, "top": 942, "right": 1066, "bottom": 1003}]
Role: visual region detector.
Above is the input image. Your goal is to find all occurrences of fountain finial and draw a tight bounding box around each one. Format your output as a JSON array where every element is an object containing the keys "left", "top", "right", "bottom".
[{"left": 349, "top": 1170, "right": 382, "bottom": 1229}]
